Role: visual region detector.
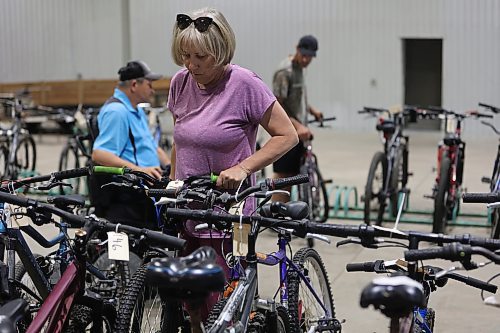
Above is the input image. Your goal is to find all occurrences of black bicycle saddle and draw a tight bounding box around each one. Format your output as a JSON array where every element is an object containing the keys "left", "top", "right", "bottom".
[
  {"left": 0, "top": 299, "right": 29, "bottom": 333},
  {"left": 360, "top": 276, "right": 426, "bottom": 318},
  {"left": 376, "top": 120, "right": 396, "bottom": 134},
  {"left": 443, "top": 133, "right": 462, "bottom": 146},
  {"left": 146, "top": 246, "right": 225, "bottom": 300}
]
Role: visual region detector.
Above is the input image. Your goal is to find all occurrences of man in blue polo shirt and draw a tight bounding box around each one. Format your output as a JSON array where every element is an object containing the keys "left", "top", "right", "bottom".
[
  {"left": 92, "top": 60, "right": 169, "bottom": 179},
  {"left": 91, "top": 60, "right": 169, "bottom": 226}
]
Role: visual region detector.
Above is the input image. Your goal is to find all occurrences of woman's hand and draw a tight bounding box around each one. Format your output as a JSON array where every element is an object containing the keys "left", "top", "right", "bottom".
[{"left": 216, "top": 164, "right": 249, "bottom": 190}]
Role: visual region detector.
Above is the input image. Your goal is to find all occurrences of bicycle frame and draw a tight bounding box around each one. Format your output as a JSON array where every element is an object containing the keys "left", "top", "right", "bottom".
[{"left": 209, "top": 220, "right": 334, "bottom": 332}]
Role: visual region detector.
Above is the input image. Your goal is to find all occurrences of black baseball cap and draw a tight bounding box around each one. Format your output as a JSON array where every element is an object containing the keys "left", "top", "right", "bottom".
[
  {"left": 118, "top": 60, "right": 162, "bottom": 81},
  {"left": 298, "top": 35, "right": 318, "bottom": 57}
]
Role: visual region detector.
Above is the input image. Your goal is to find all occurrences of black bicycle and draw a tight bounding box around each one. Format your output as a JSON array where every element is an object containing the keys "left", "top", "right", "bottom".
[{"left": 359, "top": 106, "right": 418, "bottom": 225}]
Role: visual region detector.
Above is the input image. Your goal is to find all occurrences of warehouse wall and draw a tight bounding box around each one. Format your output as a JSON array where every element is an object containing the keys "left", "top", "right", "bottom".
[{"left": 1, "top": 0, "right": 499, "bottom": 135}]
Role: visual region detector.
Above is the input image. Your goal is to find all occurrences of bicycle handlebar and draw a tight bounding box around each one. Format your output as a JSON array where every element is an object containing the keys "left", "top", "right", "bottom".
[
  {"left": 0, "top": 191, "right": 186, "bottom": 250},
  {"left": 404, "top": 243, "right": 500, "bottom": 264},
  {"left": 462, "top": 192, "right": 500, "bottom": 203}
]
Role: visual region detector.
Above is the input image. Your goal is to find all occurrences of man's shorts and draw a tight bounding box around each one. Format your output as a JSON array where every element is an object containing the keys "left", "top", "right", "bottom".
[{"left": 273, "top": 141, "right": 305, "bottom": 174}]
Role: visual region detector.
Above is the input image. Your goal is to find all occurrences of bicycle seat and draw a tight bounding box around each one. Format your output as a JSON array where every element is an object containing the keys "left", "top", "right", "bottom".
[
  {"left": 0, "top": 299, "right": 29, "bottom": 333},
  {"left": 47, "top": 194, "right": 86, "bottom": 209},
  {"left": 443, "top": 133, "right": 462, "bottom": 146},
  {"left": 376, "top": 120, "right": 396, "bottom": 134},
  {"left": 146, "top": 246, "right": 225, "bottom": 301},
  {"left": 360, "top": 276, "right": 426, "bottom": 318}
]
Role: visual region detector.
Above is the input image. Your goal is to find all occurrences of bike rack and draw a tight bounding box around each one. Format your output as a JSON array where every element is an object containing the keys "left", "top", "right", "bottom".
[{"left": 326, "top": 184, "right": 490, "bottom": 228}]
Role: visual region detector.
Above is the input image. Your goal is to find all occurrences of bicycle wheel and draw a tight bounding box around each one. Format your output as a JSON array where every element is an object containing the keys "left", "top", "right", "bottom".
[
  {"left": 363, "top": 151, "right": 388, "bottom": 225},
  {"left": 114, "top": 264, "right": 179, "bottom": 333},
  {"left": 15, "top": 135, "right": 36, "bottom": 175},
  {"left": 433, "top": 153, "right": 451, "bottom": 234},
  {"left": 390, "top": 146, "right": 404, "bottom": 217},
  {"left": 14, "top": 254, "right": 55, "bottom": 332},
  {"left": 287, "top": 247, "right": 335, "bottom": 333},
  {"left": 58, "top": 143, "right": 81, "bottom": 194}
]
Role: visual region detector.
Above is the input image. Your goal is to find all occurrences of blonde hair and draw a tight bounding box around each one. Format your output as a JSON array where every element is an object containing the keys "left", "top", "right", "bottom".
[{"left": 171, "top": 8, "right": 236, "bottom": 67}]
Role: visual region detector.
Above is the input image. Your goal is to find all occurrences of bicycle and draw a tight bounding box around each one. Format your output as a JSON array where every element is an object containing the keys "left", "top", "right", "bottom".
[
  {"left": 345, "top": 230, "right": 500, "bottom": 332},
  {"left": 57, "top": 106, "right": 96, "bottom": 195},
  {"left": 425, "top": 107, "right": 492, "bottom": 233},
  {"left": 359, "top": 106, "right": 419, "bottom": 225},
  {"left": 473, "top": 102, "right": 500, "bottom": 238},
  {"left": 297, "top": 117, "right": 335, "bottom": 225},
  {"left": 0, "top": 186, "right": 185, "bottom": 332},
  {"left": 0, "top": 94, "right": 38, "bottom": 181}
]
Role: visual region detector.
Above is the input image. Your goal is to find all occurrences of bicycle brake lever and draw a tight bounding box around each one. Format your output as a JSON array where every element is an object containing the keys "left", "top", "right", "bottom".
[
  {"left": 305, "top": 233, "right": 331, "bottom": 244},
  {"left": 336, "top": 237, "right": 377, "bottom": 248},
  {"left": 36, "top": 181, "right": 72, "bottom": 191}
]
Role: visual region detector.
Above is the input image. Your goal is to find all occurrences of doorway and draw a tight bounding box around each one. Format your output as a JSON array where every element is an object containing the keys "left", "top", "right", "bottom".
[{"left": 403, "top": 38, "right": 442, "bottom": 130}]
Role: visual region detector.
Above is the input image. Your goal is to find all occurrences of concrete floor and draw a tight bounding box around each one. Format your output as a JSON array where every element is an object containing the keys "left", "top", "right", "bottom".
[{"left": 29, "top": 128, "right": 500, "bottom": 332}]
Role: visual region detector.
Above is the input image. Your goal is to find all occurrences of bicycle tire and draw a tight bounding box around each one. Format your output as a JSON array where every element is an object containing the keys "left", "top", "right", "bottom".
[
  {"left": 402, "top": 145, "right": 409, "bottom": 188},
  {"left": 490, "top": 209, "right": 500, "bottom": 239},
  {"left": 363, "top": 151, "right": 388, "bottom": 225},
  {"left": 433, "top": 153, "right": 451, "bottom": 234},
  {"left": 0, "top": 145, "right": 8, "bottom": 179},
  {"left": 390, "top": 146, "right": 404, "bottom": 217},
  {"left": 287, "top": 247, "right": 335, "bottom": 333},
  {"left": 14, "top": 135, "right": 36, "bottom": 175},
  {"left": 63, "top": 303, "right": 115, "bottom": 333},
  {"left": 114, "top": 263, "right": 179, "bottom": 333},
  {"left": 58, "top": 143, "right": 81, "bottom": 195},
  {"left": 205, "top": 297, "right": 229, "bottom": 330}
]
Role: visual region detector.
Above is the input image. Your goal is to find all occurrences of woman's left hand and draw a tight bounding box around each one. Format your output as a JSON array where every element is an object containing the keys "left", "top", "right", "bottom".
[{"left": 216, "top": 165, "right": 249, "bottom": 189}]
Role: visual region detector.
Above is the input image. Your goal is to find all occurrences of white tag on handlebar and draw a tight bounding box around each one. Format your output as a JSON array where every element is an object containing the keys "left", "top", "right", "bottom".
[
  {"left": 166, "top": 180, "right": 184, "bottom": 191},
  {"left": 230, "top": 201, "right": 248, "bottom": 257},
  {"left": 107, "top": 232, "right": 129, "bottom": 261}
]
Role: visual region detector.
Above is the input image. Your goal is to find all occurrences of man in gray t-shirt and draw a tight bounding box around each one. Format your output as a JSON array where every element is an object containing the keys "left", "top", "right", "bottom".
[{"left": 272, "top": 35, "right": 323, "bottom": 203}]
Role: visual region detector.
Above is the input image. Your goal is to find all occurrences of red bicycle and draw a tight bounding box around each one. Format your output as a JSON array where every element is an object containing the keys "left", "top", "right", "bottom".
[{"left": 428, "top": 107, "right": 492, "bottom": 233}]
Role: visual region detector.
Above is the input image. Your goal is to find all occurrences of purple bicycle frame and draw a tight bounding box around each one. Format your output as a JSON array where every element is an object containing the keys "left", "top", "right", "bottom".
[
  {"left": 253, "top": 234, "right": 330, "bottom": 315},
  {"left": 26, "top": 260, "right": 84, "bottom": 333}
]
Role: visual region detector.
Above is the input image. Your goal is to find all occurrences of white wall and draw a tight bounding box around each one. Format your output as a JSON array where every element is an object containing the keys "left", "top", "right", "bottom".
[{"left": 2, "top": 0, "right": 500, "bottom": 135}]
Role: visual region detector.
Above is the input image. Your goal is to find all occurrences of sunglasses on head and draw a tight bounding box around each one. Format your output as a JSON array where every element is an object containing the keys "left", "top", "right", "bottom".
[{"left": 176, "top": 14, "right": 216, "bottom": 32}]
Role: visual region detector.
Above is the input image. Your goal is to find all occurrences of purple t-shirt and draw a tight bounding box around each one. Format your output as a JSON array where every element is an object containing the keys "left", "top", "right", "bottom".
[{"left": 168, "top": 64, "right": 275, "bottom": 236}]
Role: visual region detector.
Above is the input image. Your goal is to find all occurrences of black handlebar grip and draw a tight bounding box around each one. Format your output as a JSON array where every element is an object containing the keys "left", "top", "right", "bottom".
[
  {"left": 464, "top": 276, "right": 498, "bottom": 294},
  {"left": 346, "top": 262, "right": 377, "bottom": 272},
  {"left": 141, "top": 230, "right": 186, "bottom": 250},
  {"left": 52, "top": 167, "right": 91, "bottom": 180},
  {"left": 272, "top": 174, "right": 309, "bottom": 189},
  {"left": 404, "top": 247, "right": 447, "bottom": 261},
  {"left": 0, "top": 191, "right": 31, "bottom": 207},
  {"left": 462, "top": 192, "right": 500, "bottom": 203},
  {"left": 147, "top": 188, "right": 177, "bottom": 198}
]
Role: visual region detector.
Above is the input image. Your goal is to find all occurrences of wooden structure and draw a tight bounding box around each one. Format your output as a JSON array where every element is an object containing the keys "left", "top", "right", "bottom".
[{"left": 0, "top": 79, "right": 171, "bottom": 107}]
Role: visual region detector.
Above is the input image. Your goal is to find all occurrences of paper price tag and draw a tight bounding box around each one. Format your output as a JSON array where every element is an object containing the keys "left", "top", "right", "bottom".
[
  {"left": 107, "top": 231, "right": 130, "bottom": 261},
  {"left": 230, "top": 201, "right": 248, "bottom": 257}
]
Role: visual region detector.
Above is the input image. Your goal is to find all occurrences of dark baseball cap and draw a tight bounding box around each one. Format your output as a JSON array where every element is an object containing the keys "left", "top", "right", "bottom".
[
  {"left": 118, "top": 60, "right": 162, "bottom": 81},
  {"left": 298, "top": 35, "right": 318, "bottom": 57}
]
